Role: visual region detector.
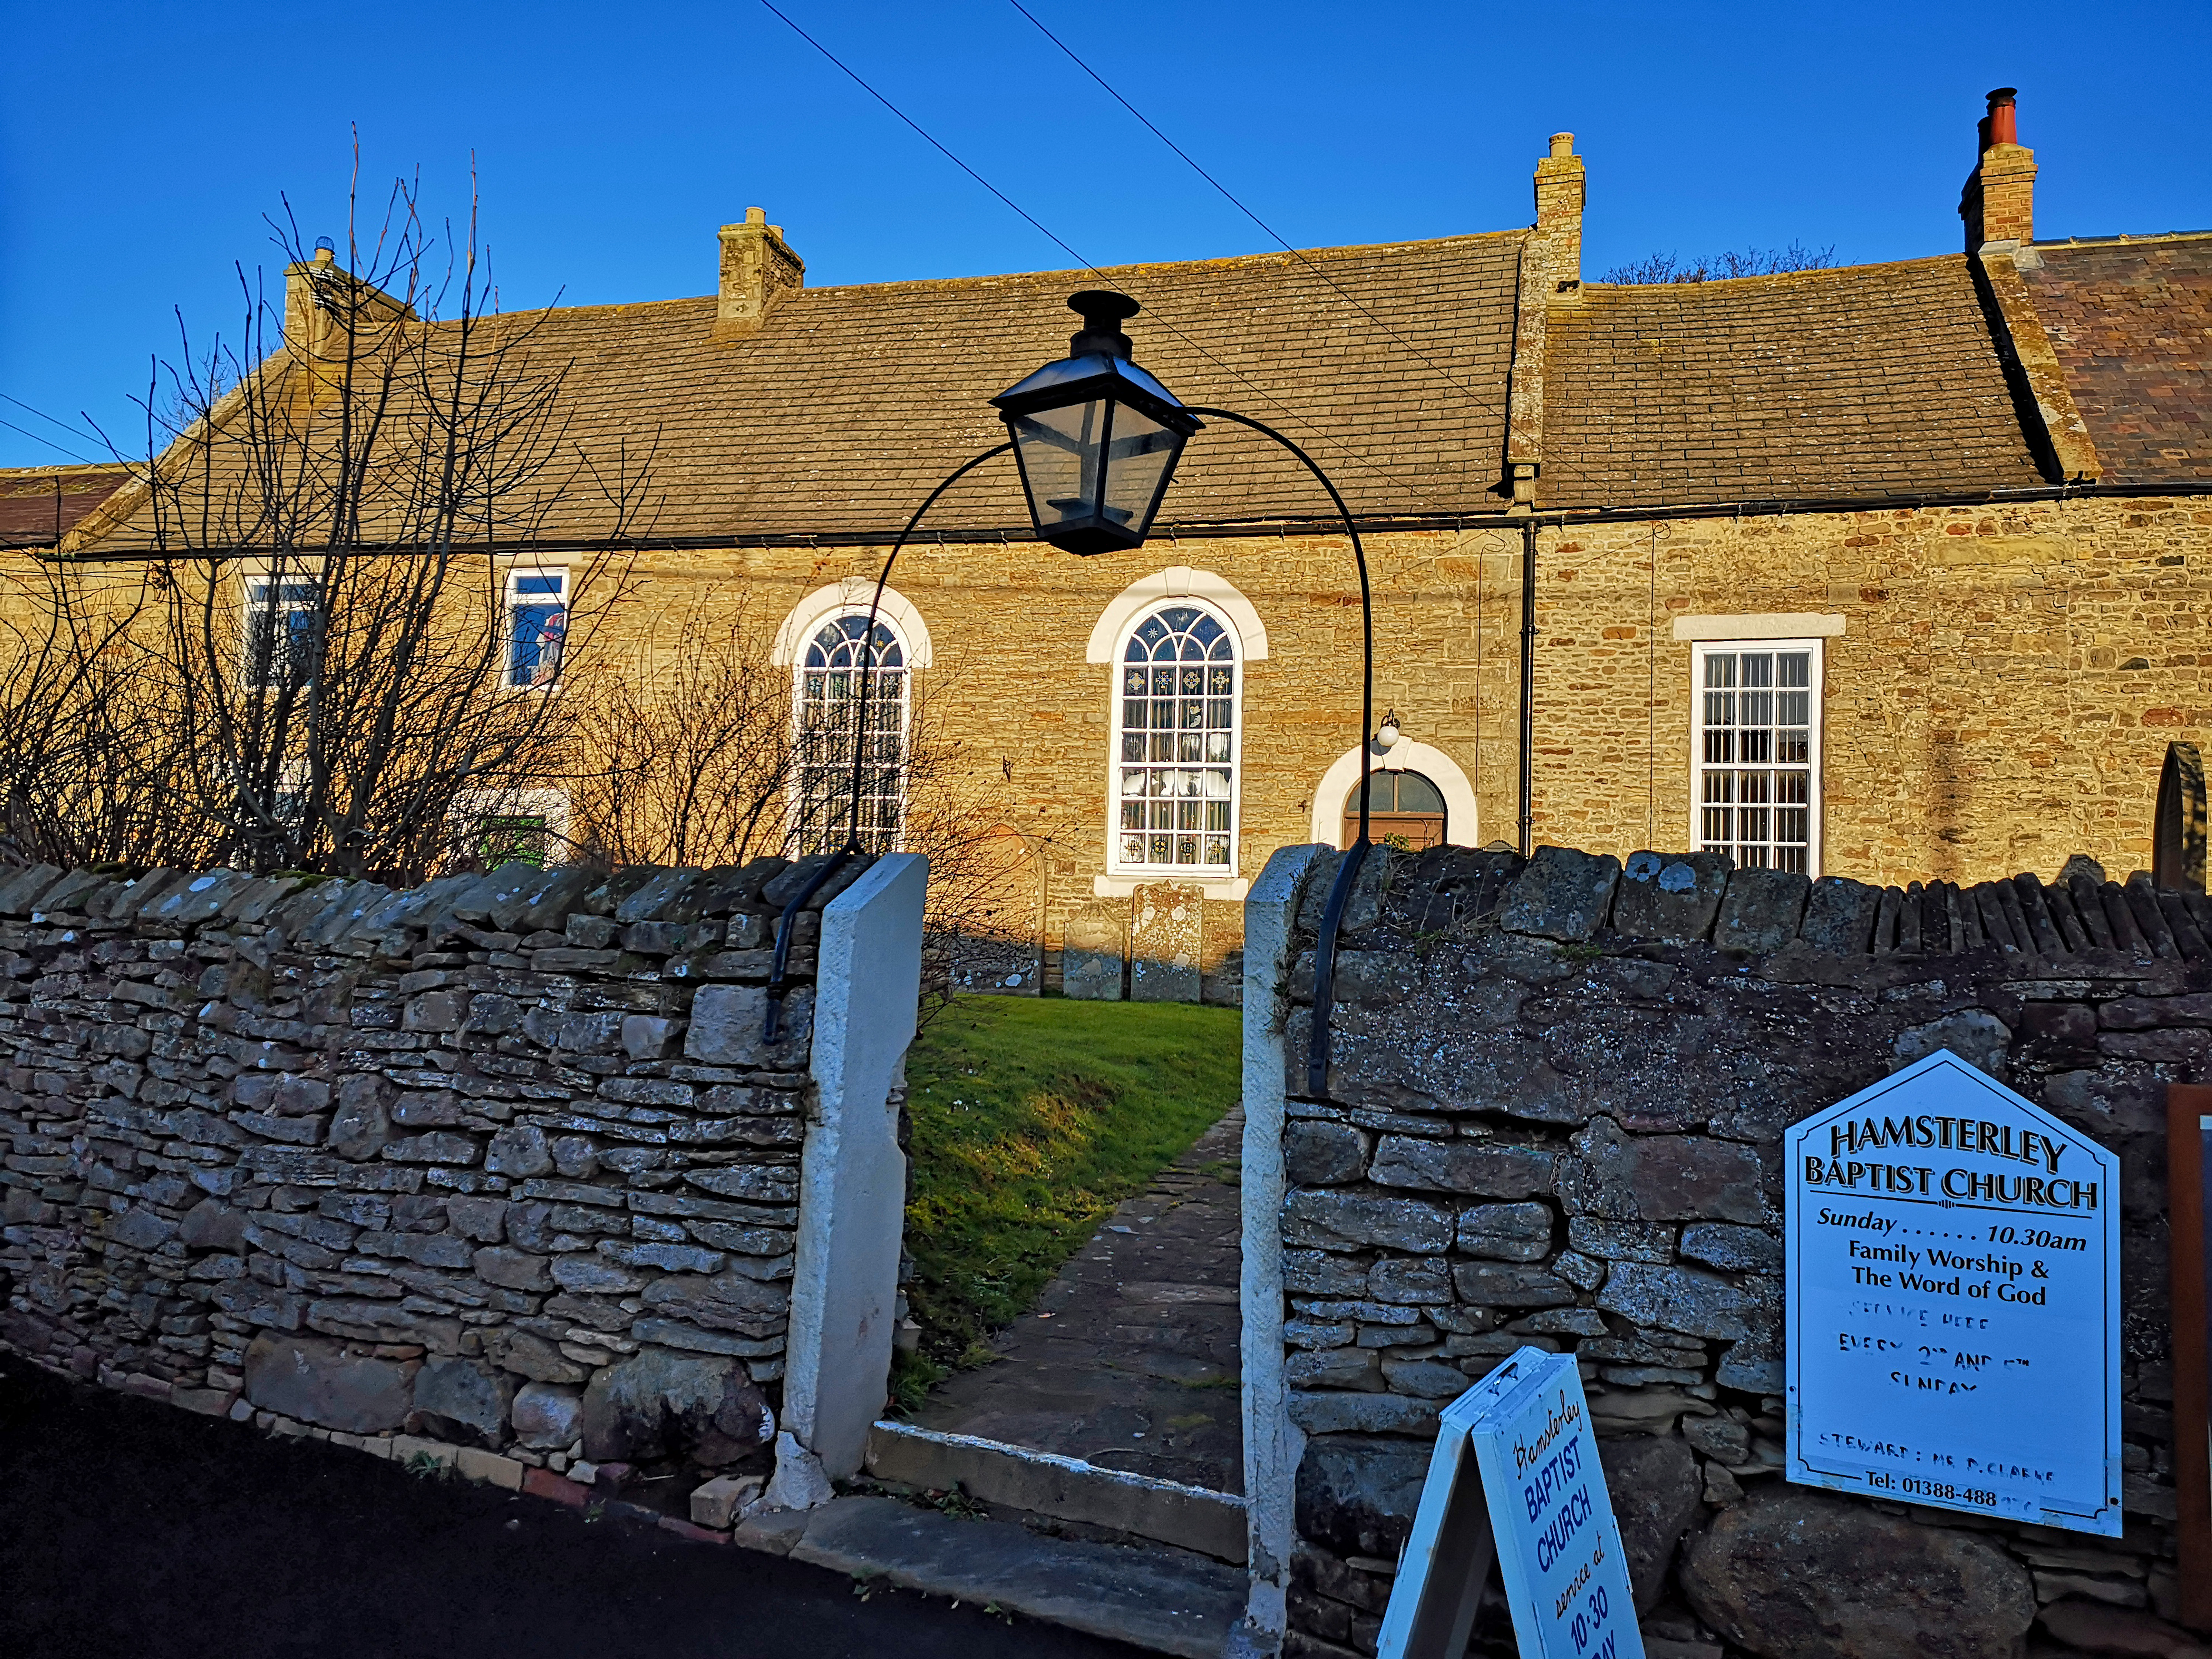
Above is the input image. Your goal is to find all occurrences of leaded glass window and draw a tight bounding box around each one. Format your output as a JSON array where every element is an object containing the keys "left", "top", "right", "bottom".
[
  {"left": 794, "top": 615, "right": 908, "bottom": 855},
  {"left": 1115, "top": 604, "right": 1237, "bottom": 871},
  {"left": 1695, "top": 642, "right": 1819, "bottom": 874}
]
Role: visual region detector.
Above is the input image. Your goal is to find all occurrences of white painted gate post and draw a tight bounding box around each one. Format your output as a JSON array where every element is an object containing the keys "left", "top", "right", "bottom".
[
  {"left": 1241, "top": 844, "right": 1327, "bottom": 1648},
  {"left": 776, "top": 852, "right": 929, "bottom": 1493}
]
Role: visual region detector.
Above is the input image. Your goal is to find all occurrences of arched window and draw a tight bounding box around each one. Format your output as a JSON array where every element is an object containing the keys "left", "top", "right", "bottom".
[
  {"left": 793, "top": 614, "right": 908, "bottom": 855},
  {"left": 1342, "top": 770, "right": 1447, "bottom": 851},
  {"left": 1114, "top": 604, "right": 1238, "bottom": 872}
]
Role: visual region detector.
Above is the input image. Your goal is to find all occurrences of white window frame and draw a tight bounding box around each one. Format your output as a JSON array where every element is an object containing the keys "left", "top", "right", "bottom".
[
  {"left": 503, "top": 566, "right": 569, "bottom": 691},
  {"left": 1688, "top": 637, "right": 1825, "bottom": 877},
  {"left": 1104, "top": 597, "right": 1246, "bottom": 882},
  {"left": 787, "top": 606, "right": 915, "bottom": 857},
  {"left": 239, "top": 564, "right": 321, "bottom": 689}
]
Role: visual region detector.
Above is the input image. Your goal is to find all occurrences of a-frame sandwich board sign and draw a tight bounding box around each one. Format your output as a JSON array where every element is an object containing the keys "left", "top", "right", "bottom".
[{"left": 1377, "top": 1345, "right": 1644, "bottom": 1659}]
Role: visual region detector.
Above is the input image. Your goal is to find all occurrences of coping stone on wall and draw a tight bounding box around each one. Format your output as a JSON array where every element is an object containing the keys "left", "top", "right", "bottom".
[
  {"left": 1798, "top": 877, "right": 1881, "bottom": 953},
  {"left": 1712, "top": 867, "right": 1811, "bottom": 953},
  {"left": 1496, "top": 846, "right": 1622, "bottom": 942},
  {"left": 1613, "top": 851, "right": 1731, "bottom": 945}
]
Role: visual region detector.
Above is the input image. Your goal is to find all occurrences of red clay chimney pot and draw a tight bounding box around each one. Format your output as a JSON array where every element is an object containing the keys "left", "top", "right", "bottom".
[{"left": 1986, "top": 87, "right": 2019, "bottom": 147}]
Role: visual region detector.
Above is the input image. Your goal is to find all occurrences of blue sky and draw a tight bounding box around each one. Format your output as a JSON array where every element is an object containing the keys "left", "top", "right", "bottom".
[{"left": 3, "top": 0, "right": 2206, "bottom": 468}]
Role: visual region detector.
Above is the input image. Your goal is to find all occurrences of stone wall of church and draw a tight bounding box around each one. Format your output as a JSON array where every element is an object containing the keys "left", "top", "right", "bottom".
[
  {"left": 570, "top": 491, "right": 2208, "bottom": 1002},
  {"left": 1260, "top": 841, "right": 2209, "bottom": 1659},
  {"left": 1497, "top": 493, "right": 2212, "bottom": 886},
  {"left": 0, "top": 855, "right": 864, "bottom": 1517}
]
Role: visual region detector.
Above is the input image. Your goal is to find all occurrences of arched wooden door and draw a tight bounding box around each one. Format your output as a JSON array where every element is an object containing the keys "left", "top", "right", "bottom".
[{"left": 1342, "top": 770, "right": 1447, "bottom": 850}]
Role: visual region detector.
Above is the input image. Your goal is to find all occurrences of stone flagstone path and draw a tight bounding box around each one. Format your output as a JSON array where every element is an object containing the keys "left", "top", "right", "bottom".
[{"left": 912, "top": 1106, "right": 1245, "bottom": 1495}]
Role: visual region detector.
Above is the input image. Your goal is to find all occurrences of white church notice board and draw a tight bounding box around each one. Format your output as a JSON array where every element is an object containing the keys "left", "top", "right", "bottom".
[{"left": 1787, "top": 1049, "right": 2121, "bottom": 1535}]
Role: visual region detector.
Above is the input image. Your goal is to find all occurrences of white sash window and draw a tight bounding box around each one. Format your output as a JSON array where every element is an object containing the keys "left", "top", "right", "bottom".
[{"left": 1693, "top": 639, "right": 1822, "bottom": 875}]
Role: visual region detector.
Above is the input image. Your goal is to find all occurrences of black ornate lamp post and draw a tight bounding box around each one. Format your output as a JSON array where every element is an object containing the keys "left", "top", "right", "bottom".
[{"left": 768, "top": 293, "right": 1378, "bottom": 1097}]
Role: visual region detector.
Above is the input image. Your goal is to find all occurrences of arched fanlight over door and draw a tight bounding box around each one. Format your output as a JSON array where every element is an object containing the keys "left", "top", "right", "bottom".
[{"left": 1342, "top": 770, "right": 1446, "bottom": 851}]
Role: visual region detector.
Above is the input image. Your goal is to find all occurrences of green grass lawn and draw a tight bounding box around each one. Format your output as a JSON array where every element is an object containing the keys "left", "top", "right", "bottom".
[{"left": 897, "top": 995, "right": 1242, "bottom": 1391}]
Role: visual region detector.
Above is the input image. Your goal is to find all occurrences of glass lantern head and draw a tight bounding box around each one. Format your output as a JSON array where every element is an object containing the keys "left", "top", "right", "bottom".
[{"left": 992, "top": 291, "right": 1200, "bottom": 556}]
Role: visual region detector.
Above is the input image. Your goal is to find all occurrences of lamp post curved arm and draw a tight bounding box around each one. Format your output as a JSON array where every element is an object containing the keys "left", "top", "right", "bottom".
[
  {"left": 763, "top": 439, "right": 1014, "bottom": 1040},
  {"left": 1181, "top": 406, "right": 1373, "bottom": 1100}
]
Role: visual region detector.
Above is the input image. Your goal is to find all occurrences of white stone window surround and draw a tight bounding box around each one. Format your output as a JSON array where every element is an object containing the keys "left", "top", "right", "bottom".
[
  {"left": 1671, "top": 612, "right": 1845, "bottom": 642},
  {"left": 449, "top": 785, "right": 573, "bottom": 859},
  {"left": 1687, "top": 634, "right": 1829, "bottom": 878},
  {"left": 502, "top": 564, "right": 570, "bottom": 691},
  {"left": 784, "top": 602, "right": 919, "bottom": 858},
  {"left": 1090, "top": 568, "right": 1266, "bottom": 900},
  {"left": 1084, "top": 566, "right": 1271, "bottom": 665},
  {"left": 1308, "top": 739, "right": 1479, "bottom": 849},
  {"left": 773, "top": 579, "right": 935, "bottom": 668}
]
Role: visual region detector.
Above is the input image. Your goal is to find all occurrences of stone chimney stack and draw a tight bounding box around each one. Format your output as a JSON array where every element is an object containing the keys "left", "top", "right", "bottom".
[
  {"left": 283, "top": 240, "right": 344, "bottom": 357},
  {"left": 1534, "top": 132, "right": 1586, "bottom": 298},
  {"left": 282, "top": 238, "right": 416, "bottom": 390},
  {"left": 1960, "top": 87, "right": 2037, "bottom": 248},
  {"left": 1506, "top": 131, "right": 1586, "bottom": 513},
  {"left": 716, "top": 207, "right": 805, "bottom": 342}
]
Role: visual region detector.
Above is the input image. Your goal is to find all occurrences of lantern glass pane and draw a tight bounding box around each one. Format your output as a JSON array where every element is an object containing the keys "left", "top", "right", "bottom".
[
  {"left": 1100, "top": 402, "right": 1179, "bottom": 534},
  {"left": 1009, "top": 401, "right": 1106, "bottom": 531}
]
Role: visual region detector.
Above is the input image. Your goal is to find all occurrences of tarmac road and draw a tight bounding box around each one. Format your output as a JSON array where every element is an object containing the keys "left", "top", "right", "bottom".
[{"left": 0, "top": 1354, "right": 1145, "bottom": 1659}]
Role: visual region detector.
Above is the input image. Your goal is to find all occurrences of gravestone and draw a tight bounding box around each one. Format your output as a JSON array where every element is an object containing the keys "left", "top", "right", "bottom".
[
  {"left": 1130, "top": 882, "right": 1203, "bottom": 1003},
  {"left": 1785, "top": 1049, "right": 2122, "bottom": 1535},
  {"left": 945, "top": 933, "right": 1040, "bottom": 996},
  {"left": 1061, "top": 899, "right": 1127, "bottom": 1001}
]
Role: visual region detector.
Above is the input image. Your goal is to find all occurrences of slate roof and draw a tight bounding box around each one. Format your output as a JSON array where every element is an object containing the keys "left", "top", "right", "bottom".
[
  {"left": 2018, "top": 233, "right": 2212, "bottom": 484},
  {"left": 1536, "top": 257, "right": 2048, "bottom": 509},
  {"left": 55, "top": 219, "right": 2212, "bottom": 557},
  {"left": 513, "top": 230, "right": 1529, "bottom": 540},
  {"left": 64, "top": 233, "right": 1528, "bottom": 553},
  {"left": 0, "top": 465, "right": 135, "bottom": 549}
]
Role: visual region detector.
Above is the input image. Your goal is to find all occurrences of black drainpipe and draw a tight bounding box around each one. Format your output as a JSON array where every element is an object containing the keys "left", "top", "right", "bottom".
[{"left": 1518, "top": 519, "right": 1537, "bottom": 858}]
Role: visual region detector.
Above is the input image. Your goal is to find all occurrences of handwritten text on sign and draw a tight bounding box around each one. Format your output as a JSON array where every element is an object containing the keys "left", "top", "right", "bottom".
[
  {"left": 1377, "top": 1347, "right": 1644, "bottom": 1659},
  {"left": 1786, "top": 1050, "right": 2121, "bottom": 1535},
  {"left": 1474, "top": 1351, "right": 1644, "bottom": 1659}
]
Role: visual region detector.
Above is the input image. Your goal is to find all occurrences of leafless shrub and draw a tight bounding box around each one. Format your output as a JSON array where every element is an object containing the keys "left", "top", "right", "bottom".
[
  {"left": 567, "top": 603, "right": 1025, "bottom": 1018},
  {"left": 567, "top": 600, "right": 794, "bottom": 869},
  {"left": 0, "top": 155, "right": 655, "bottom": 882},
  {"left": 1603, "top": 242, "right": 1839, "bottom": 284}
]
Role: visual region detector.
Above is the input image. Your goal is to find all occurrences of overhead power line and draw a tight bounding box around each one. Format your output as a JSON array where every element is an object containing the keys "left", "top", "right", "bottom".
[
  {"left": 0, "top": 415, "right": 98, "bottom": 466},
  {"left": 753, "top": 0, "right": 1440, "bottom": 507},
  {"left": 0, "top": 390, "right": 110, "bottom": 457},
  {"left": 1006, "top": 0, "right": 1504, "bottom": 420}
]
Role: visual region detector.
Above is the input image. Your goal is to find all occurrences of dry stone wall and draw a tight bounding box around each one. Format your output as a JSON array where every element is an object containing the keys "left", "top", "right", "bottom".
[
  {"left": 1267, "top": 842, "right": 2210, "bottom": 1659},
  {"left": 0, "top": 854, "right": 875, "bottom": 1498}
]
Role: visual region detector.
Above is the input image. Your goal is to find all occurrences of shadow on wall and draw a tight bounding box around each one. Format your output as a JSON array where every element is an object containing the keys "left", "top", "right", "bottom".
[{"left": 1251, "top": 839, "right": 2209, "bottom": 1659}]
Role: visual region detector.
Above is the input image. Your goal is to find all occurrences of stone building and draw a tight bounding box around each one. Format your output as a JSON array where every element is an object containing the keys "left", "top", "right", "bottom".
[{"left": 34, "top": 88, "right": 2212, "bottom": 999}]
